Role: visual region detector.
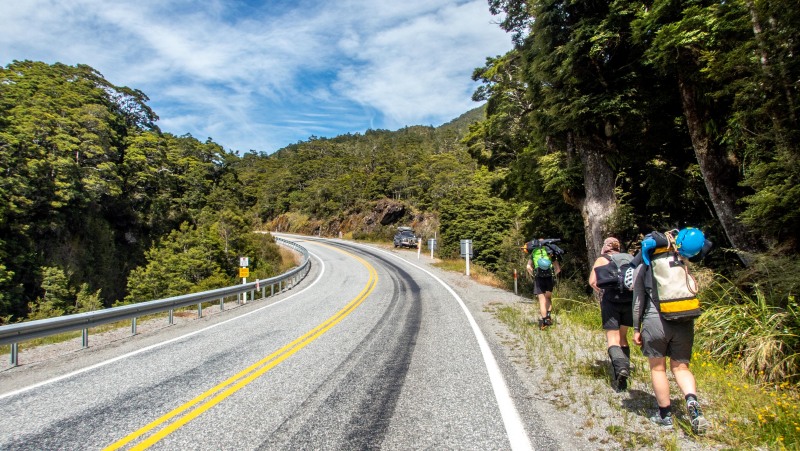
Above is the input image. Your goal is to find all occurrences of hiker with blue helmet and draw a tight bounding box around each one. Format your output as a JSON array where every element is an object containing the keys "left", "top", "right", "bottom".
[
  {"left": 589, "top": 237, "right": 634, "bottom": 391},
  {"left": 631, "top": 228, "right": 713, "bottom": 434},
  {"left": 525, "top": 237, "right": 561, "bottom": 329}
]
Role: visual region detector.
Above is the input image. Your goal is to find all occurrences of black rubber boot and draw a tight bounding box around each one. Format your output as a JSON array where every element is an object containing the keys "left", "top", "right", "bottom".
[{"left": 608, "top": 346, "right": 630, "bottom": 391}]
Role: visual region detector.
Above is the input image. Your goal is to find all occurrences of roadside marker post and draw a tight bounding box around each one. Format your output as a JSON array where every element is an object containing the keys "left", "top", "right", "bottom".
[
  {"left": 514, "top": 269, "right": 518, "bottom": 295},
  {"left": 460, "top": 239, "right": 473, "bottom": 277}
]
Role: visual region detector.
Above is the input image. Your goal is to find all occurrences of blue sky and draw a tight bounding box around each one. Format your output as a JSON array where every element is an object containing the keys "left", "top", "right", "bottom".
[{"left": 1, "top": 0, "right": 513, "bottom": 154}]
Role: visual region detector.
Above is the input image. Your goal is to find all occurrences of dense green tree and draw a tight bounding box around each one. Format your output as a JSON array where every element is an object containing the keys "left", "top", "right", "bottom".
[
  {"left": 27, "top": 267, "right": 72, "bottom": 320},
  {"left": 0, "top": 61, "right": 157, "bottom": 318},
  {"left": 478, "top": 0, "right": 700, "bottom": 265},
  {"left": 633, "top": 0, "right": 767, "bottom": 258},
  {"left": 0, "top": 61, "right": 278, "bottom": 321},
  {"left": 438, "top": 168, "right": 514, "bottom": 271}
]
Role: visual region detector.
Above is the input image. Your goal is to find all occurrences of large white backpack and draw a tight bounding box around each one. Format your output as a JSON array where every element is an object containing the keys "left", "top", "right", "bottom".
[{"left": 650, "top": 248, "right": 701, "bottom": 321}]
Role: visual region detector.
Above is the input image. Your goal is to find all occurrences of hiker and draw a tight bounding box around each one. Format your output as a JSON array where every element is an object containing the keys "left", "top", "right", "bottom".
[
  {"left": 589, "top": 237, "right": 633, "bottom": 390},
  {"left": 526, "top": 238, "right": 561, "bottom": 329},
  {"left": 631, "top": 228, "right": 712, "bottom": 434}
]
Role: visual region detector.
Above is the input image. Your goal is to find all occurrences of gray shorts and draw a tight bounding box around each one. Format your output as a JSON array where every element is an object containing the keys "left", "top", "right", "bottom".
[{"left": 640, "top": 312, "right": 695, "bottom": 362}]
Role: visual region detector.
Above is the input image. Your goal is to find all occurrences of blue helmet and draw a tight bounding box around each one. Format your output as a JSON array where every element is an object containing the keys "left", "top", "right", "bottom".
[
  {"left": 537, "top": 257, "right": 552, "bottom": 270},
  {"left": 676, "top": 228, "right": 705, "bottom": 258}
]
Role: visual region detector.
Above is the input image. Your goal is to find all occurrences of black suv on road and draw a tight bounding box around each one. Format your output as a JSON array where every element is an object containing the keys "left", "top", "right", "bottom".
[{"left": 393, "top": 227, "right": 418, "bottom": 248}]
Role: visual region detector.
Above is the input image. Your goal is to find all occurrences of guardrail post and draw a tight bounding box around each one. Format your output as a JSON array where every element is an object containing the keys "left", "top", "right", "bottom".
[
  {"left": 219, "top": 297, "right": 224, "bottom": 312},
  {"left": 10, "top": 343, "right": 18, "bottom": 366},
  {"left": 82, "top": 329, "right": 89, "bottom": 348},
  {"left": 132, "top": 318, "right": 137, "bottom": 335},
  {"left": 271, "top": 284, "right": 274, "bottom": 297},
  {"left": 169, "top": 309, "right": 174, "bottom": 325},
  {"left": 261, "top": 285, "right": 265, "bottom": 299},
  {"left": 198, "top": 303, "right": 203, "bottom": 318}
]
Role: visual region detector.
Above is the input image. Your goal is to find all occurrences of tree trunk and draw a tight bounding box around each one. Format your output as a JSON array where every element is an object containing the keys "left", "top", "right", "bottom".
[
  {"left": 575, "top": 134, "right": 618, "bottom": 265},
  {"left": 676, "top": 69, "right": 762, "bottom": 261}
]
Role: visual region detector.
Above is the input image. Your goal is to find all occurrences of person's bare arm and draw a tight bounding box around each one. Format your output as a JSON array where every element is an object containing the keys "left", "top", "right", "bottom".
[{"left": 588, "top": 257, "right": 605, "bottom": 293}]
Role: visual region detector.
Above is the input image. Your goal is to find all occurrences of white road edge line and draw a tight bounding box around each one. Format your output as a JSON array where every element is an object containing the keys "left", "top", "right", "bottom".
[
  {"left": 0, "top": 251, "right": 327, "bottom": 401},
  {"left": 329, "top": 238, "right": 534, "bottom": 451}
]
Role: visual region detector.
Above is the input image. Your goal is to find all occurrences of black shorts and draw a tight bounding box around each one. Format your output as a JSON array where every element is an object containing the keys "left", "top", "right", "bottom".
[
  {"left": 533, "top": 276, "right": 554, "bottom": 295},
  {"left": 600, "top": 299, "right": 633, "bottom": 330}
]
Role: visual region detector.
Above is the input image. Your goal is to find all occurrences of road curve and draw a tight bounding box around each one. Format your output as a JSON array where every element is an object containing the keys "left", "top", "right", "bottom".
[{"left": 0, "top": 236, "right": 537, "bottom": 450}]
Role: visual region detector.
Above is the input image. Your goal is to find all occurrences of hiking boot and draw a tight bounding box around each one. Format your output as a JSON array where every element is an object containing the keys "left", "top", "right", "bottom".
[
  {"left": 540, "top": 317, "right": 552, "bottom": 330},
  {"left": 687, "top": 400, "right": 709, "bottom": 434},
  {"left": 649, "top": 413, "right": 674, "bottom": 430},
  {"left": 616, "top": 368, "right": 629, "bottom": 391}
]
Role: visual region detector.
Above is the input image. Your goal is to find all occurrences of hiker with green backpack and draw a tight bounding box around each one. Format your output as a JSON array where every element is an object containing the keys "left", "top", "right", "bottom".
[
  {"left": 589, "top": 237, "right": 634, "bottom": 391},
  {"left": 525, "top": 237, "right": 562, "bottom": 329},
  {"left": 631, "top": 228, "right": 713, "bottom": 434}
]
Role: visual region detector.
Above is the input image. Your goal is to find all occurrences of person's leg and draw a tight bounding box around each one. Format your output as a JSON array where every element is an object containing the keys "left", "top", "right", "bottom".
[
  {"left": 671, "top": 360, "right": 709, "bottom": 433},
  {"left": 538, "top": 293, "right": 548, "bottom": 319},
  {"left": 671, "top": 361, "right": 696, "bottom": 396},
  {"left": 648, "top": 357, "right": 673, "bottom": 428},
  {"left": 649, "top": 357, "right": 671, "bottom": 408},
  {"left": 618, "top": 324, "right": 629, "bottom": 348},
  {"left": 605, "top": 329, "right": 620, "bottom": 346},
  {"left": 544, "top": 291, "right": 552, "bottom": 316},
  {"left": 602, "top": 302, "right": 629, "bottom": 389}
]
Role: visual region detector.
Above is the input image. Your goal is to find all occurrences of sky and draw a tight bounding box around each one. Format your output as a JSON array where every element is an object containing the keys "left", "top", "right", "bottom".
[{"left": 1, "top": 0, "right": 513, "bottom": 154}]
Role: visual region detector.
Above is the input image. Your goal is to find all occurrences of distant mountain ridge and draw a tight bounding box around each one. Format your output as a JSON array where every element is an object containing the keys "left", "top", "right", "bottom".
[{"left": 436, "top": 105, "right": 485, "bottom": 135}]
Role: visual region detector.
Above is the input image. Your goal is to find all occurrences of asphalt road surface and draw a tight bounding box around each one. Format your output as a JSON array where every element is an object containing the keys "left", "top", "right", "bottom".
[{"left": 0, "top": 236, "right": 555, "bottom": 450}]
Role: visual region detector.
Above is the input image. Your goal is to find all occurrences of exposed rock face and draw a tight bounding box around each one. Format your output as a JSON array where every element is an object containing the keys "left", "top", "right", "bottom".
[
  {"left": 265, "top": 198, "right": 439, "bottom": 241},
  {"left": 376, "top": 199, "right": 406, "bottom": 226}
]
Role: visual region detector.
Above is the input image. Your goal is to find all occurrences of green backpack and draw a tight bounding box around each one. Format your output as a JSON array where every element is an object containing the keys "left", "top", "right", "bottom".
[{"left": 531, "top": 247, "right": 553, "bottom": 277}]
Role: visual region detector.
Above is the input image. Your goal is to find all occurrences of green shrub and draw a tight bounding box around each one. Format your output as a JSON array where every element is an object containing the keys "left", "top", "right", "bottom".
[{"left": 697, "top": 278, "right": 800, "bottom": 384}]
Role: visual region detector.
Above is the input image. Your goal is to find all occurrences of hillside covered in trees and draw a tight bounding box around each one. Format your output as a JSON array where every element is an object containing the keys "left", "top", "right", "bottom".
[
  {"left": 1, "top": 1, "right": 799, "bottom": 387},
  {"left": 0, "top": 62, "right": 284, "bottom": 322}
]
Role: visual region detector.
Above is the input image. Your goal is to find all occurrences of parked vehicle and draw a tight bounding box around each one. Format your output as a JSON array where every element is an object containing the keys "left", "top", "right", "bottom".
[{"left": 393, "top": 227, "right": 418, "bottom": 248}]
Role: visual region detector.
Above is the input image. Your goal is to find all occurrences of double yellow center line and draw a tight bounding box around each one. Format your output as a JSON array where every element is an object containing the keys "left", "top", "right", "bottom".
[{"left": 105, "top": 245, "right": 378, "bottom": 450}]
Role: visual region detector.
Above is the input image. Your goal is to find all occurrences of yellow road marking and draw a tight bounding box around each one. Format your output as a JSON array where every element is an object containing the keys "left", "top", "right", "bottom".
[{"left": 105, "top": 244, "right": 377, "bottom": 450}]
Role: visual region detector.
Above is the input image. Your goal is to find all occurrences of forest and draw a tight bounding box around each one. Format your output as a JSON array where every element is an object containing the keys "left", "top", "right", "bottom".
[{"left": 1, "top": 0, "right": 798, "bottom": 386}]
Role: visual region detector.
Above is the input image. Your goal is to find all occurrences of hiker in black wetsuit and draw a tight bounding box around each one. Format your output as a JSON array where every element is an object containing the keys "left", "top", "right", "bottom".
[{"left": 589, "top": 237, "right": 633, "bottom": 391}]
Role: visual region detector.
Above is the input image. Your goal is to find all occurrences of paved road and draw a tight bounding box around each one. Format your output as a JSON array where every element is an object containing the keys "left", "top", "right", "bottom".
[{"left": 0, "top": 236, "right": 555, "bottom": 450}]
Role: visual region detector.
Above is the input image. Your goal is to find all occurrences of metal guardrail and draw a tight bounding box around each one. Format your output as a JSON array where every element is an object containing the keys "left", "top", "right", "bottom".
[{"left": 0, "top": 237, "right": 310, "bottom": 366}]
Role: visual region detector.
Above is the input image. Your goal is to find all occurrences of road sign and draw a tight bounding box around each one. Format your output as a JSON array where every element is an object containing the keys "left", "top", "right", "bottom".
[
  {"left": 460, "top": 239, "right": 473, "bottom": 257},
  {"left": 239, "top": 267, "right": 249, "bottom": 278},
  {"left": 240, "top": 257, "right": 249, "bottom": 267}
]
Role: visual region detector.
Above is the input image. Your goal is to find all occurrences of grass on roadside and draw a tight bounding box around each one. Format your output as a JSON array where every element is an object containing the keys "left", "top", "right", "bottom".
[
  {"left": 432, "top": 258, "right": 506, "bottom": 288},
  {"left": 487, "top": 277, "right": 800, "bottom": 449}
]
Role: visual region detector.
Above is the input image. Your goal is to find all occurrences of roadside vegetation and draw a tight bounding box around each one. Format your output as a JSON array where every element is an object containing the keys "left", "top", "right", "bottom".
[{"left": 442, "top": 257, "right": 799, "bottom": 449}]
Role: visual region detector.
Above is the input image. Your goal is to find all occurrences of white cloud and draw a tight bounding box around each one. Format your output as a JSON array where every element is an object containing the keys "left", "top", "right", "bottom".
[
  {"left": 1, "top": 0, "right": 511, "bottom": 152},
  {"left": 332, "top": 1, "right": 509, "bottom": 127}
]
